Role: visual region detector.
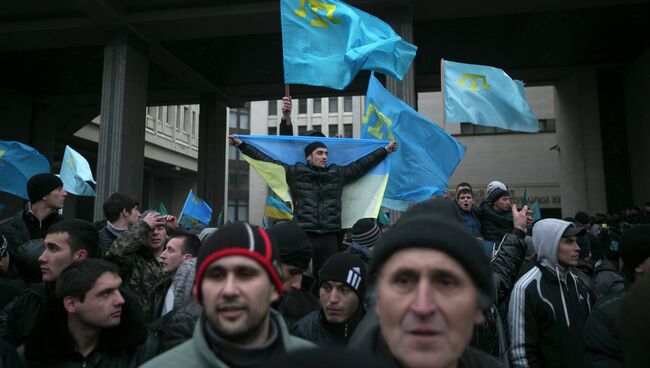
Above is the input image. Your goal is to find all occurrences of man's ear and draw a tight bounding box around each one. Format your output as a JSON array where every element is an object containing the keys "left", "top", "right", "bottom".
[
  {"left": 183, "top": 253, "right": 193, "bottom": 261},
  {"left": 63, "top": 296, "right": 78, "bottom": 314},
  {"left": 73, "top": 249, "right": 88, "bottom": 261}
]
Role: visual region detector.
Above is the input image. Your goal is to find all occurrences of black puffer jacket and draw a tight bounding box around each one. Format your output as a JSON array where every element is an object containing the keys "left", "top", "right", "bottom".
[
  {"left": 291, "top": 306, "right": 366, "bottom": 347},
  {"left": 21, "top": 289, "right": 157, "bottom": 368},
  {"left": 477, "top": 201, "right": 513, "bottom": 243},
  {"left": 0, "top": 283, "right": 53, "bottom": 346},
  {"left": 152, "top": 298, "right": 202, "bottom": 352},
  {"left": 0, "top": 209, "right": 62, "bottom": 257},
  {"left": 592, "top": 259, "right": 625, "bottom": 302},
  {"left": 238, "top": 142, "right": 388, "bottom": 233}
]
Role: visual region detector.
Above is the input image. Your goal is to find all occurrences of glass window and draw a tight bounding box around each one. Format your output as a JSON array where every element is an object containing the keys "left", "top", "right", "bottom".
[
  {"left": 168, "top": 106, "right": 178, "bottom": 129},
  {"left": 268, "top": 100, "right": 277, "bottom": 116},
  {"left": 344, "top": 123, "right": 353, "bottom": 138},
  {"left": 237, "top": 204, "right": 248, "bottom": 221},
  {"left": 298, "top": 126, "right": 307, "bottom": 135},
  {"left": 344, "top": 96, "right": 352, "bottom": 112},
  {"left": 183, "top": 107, "right": 191, "bottom": 132},
  {"left": 329, "top": 98, "right": 338, "bottom": 113},
  {"left": 460, "top": 123, "right": 474, "bottom": 135},
  {"left": 298, "top": 99, "right": 307, "bottom": 114},
  {"left": 268, "top": 126, "right": 277, "bottom": 135},
  {"left": 192, "top": 111, "right": 197, "bottom": 136},
  {"left": 240, "top": 112, "right": 249, "bottom": 130},
  {"left": 161, "top": 106, "right": 168, "bottom": 125},
  {"left": 229, "top": 110, "right": 238, "bottom": 128},
  {"left": 313, "top": 98, "right": 322, "bottom": 114},
  {"left": 228, "top": 145, "right": 239, "bottom": 160},
  {"left": 329, "top": 124, "right": 339, "bottom": 137}
]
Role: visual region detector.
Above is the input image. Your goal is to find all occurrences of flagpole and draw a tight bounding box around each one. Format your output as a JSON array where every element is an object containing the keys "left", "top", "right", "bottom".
[
  {"left": 440, "top": 58, "right": 446, "bottom": 131},
  {"left": 284, "top": 84, "right": 291, "bottom": 127}
]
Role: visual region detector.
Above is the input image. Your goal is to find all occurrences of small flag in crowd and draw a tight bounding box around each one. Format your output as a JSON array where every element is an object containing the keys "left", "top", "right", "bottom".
[
  {"left": 264, "top": 196, "right": 293, "bottom": 221},
  {"left": 159, "top": 202, "right": 169, "bottom": 216},
  {"left": 281, "top": 0, "right": 417, "bottom": 90},
  {"left": 236, "top": 134, "right": 390, "bottom": 229},
  {"left": 179, "top": 191, "right": 213, "bottom": 226},
  {"left": 0, "top": 140, "right": 50, "bottom": 200},
  {"left": 362, "top": 73, "right": 466, "bottom": 211},
  {"left": 443, "top": 60, "right": 539, "bottom": 133},
  {"left": 529, "top": 201, "right": 542, "bottom": 221},
  {"left": 60, "top": 146, "right": 96, "bottom": 196}
]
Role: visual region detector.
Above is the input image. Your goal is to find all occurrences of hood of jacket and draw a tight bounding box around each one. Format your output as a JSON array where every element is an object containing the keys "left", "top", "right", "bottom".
[{"left": 533, "top": 219, "right": 573, "bottom": 275}]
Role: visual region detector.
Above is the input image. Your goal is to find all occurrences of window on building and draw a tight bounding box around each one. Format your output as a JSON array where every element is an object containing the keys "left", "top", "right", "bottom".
[
  {"left": 311, "top": 125, "right": 321, "bottom": 133},
  {"left": 192, "top": 111, "right": 198, "bottom": 136},
  {"left": 329, "top": 124, "right": 339, "bottom": 137},
  {"left": 298, "top": 125, "right": 307, "bottom": 135},
  {"left": 329, "top": 98, "right": 338, "bottom": 113},
  {"left": 268, "top": 126, "right": 277, "bottom": 135},
  {"left": 228, "top": 199, "right": 249, "bottom": 222},
  {"left": 229, "top": 106, "right": 251, "bottom": 130},
  {"left": 228, "top": 145, "right": 240, "bottom": 160},
  {"left": 344, "top": 96, "right": 352, "bottom": 112},
  {"left": 298, "top": 99, "right": 307, "bottom": 114},
  {"left": 161, "top": 106, "right": 168, "bottom": 125},
  {"left": 268, "top": 100, "right": 277, "bottom": 116},
  {"left": 459, "top": 119, "right": 556, "bottom": 135},
  {"left": 539, "top": 119, "right": 556, "bottom": 132},
  {"left": 344, "top": 123, "right": 353, "bottom": 138},
  {"left": 240, "top": 110, "right": 249, "bottom": 130},
  {"left": 168, "top": 106, "right": 178, "bottom": 128},
  {"left": 313, "top": 98, "right": 322, "bottom": 114},
  {"left": 229, "top": 110, "right": 238, "bottom": 128},
  {"left": 183, "top": 106, "right": 191, "bottom": 133}
]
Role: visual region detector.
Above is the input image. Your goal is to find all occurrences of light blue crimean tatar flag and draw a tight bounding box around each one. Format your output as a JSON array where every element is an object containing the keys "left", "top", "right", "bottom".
[
  {"left": 443, "top": 60, "right": 539, "bottom": 132},
  {"left": 280, "top": 0, "right": 417, "bottom": 90},
  {"left": 363, "top": 74, "right": 466, "bottom": 211},
  {"left": 0, "top": 140, "right": 50, "bottom": 199},
  {"left": 60, "top": 146, "right": 96, "bottom": 196},
  {"left": 180, "top": 191, "right": 213, "bottom": 226},
  {"left": 236, "top": 134, "right": 390, "bottom": 228}
]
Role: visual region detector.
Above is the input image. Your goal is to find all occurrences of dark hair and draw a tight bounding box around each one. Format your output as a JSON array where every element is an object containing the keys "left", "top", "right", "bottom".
[
  {"left": 456, "top": 188, "right": 473, "bottom": 199},
  {"left": 47, "top": 219, "right": 99, "bottom": 258},
  {"left": 103, "top": 192, "right": 139, "bottom": 223},
  {"left": 167, "top": 231, "right": 200, "bottom": 257},
  {"left": 456, "top": 182, "right": 472, "bottom": 192},
  {"left": 55, "top": 259, "right": 120, "bottom": 302}
]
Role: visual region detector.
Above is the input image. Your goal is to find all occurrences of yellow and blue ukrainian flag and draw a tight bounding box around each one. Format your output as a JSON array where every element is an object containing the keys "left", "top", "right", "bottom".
[
  {"left": 237, "top": 134, "right": 390, "bottom": 229},
  {"left": 60, "top": 145, "right": 96, "bottom": 196},
  {"left": 280, "top": 0, "right": 417, "bottom": 90},
  {"left": 264, "top": 197, "right": 293, "bottom": 221},
  {"left": 362, "top": 74, "right": 466, "bottom": 211},
  {"left": 443, "top": 60, "right": 539, "bottom": 132}
]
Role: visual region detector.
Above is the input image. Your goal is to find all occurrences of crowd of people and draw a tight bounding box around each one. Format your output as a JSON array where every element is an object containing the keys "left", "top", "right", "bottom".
[{"left": 0, "top": 99, "right": 648, "bottom": 367}]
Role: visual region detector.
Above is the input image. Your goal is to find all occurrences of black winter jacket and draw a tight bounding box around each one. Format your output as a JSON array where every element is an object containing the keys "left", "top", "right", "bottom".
[
  {"left": 0, "top": 283, "right": 53, "bottom": 346},
  {"left": 477, "top": 201, "right": 513, "bottom": 243},
  {"left": 21, "top": 289, "right": 157, "bottom": 368},
  {"left": 583, "top": 295, "right": 624, "bottom": 368},
  {"left": 291, "top": 306, "right": 366, "bottom": 347},
  {"left": 0, "top": 209, "right": 62, "bottom": 256},
  {"left": 238, "top": 142, "right": 388, "bottom": 233},
  {"left": 592, "top": 259, "right": 625, "bottom": 302},
  {"left": 152, "top": 298, "right": 202, "bottom": 352}
]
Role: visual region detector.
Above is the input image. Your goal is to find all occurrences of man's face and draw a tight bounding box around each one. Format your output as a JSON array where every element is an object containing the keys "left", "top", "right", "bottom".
[
  {"left": 43, "top": 186, "right": 67, "bottom": 210},
  {"left": 557, "top": 236, "right": 580, "bottom": 267},
  {"left": 160, "top": 237, "right": 191, "bottom": 274},
  {"left": 457, "top": 193, "right": 474, "bottom": 212},
  {"left": 148, "top": 224, "right": 167, "bottom": 250},
  {"left": 39, "top": 232, "right": 84, "bottom": 282},
  {"left": 281, "top": 263, "right": 304, "bottom": 292},
  {"left": 493, "top": 195, "right": 511, "bottom": 212},
  {"left": 200, "top": 255, "right": 279, "bottom": 344},
  {"left": 320, "top": 280, "right": 360, "bottom": 324},
  {"left": 307, "top": 148, "right": 328, "bottom": 169},
  {"left": 0, "top": 253, "right": 9, "bottom": 275},
  {"left": 69, "top": 272, "right": 124, "bottom": 329},
  {"left": 376, "top": 248, "right": 484, "bottom": 368},
  {"left": 124, "top": 206, "right": 141, "bottom": 226}
]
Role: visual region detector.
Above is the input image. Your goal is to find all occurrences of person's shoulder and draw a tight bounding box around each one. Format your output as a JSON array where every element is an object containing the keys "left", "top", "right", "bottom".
[
  {"left": 284, "top": 333, "right": 316, "bottom": 352},
  {"left": 462, "top": 346, "right": 505, "bottom": 368},
  {"left": 140, "top": 338, "right": 199, "bottom": 367}
]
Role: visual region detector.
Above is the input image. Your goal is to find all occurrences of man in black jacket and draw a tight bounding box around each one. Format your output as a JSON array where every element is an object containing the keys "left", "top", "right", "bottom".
[
  {"left": 477, "top": 181, "right": 513, "bottom": 243},
  {"left": 292, "top": 253, "right": 367, "bottom": 347},
  {"left": 98, "top": 192, "right": 140, "bottom": 258},
  {"left": 228, "top": 135, "right": 397, "bottom": 277},
  {"left": 21, "top": 259, "right": 157, "bottom": 367}
]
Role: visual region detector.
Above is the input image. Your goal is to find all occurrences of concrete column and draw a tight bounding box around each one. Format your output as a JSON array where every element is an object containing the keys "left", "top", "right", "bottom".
[
  {"left": 93, "top": 30, "right": 149, "bottom": 220},
  {"left": 624, "top": 48, "right": 650, "bottom": 206},
  {"left": 385, "top": 6, "right": 416, "bottom": 109},
  {"left": 554, "top": 68, "right": 607, "bottom": 217},
  {"left": 197, "top": 93, "right": 228, "bottom": 225}
]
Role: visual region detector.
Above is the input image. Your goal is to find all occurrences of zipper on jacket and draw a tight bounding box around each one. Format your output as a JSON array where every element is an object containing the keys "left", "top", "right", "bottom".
[{"left": 344, "top": 322, "right": 349, "bottom": 338}]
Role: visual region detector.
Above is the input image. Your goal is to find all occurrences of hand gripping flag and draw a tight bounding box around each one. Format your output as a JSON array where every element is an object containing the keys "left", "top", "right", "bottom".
[
  {"left": 443, "top": 60, "right": 540, "bottom": 132},
  {"left": 180, "top": 191, "right": 213, "bottom": 226},
  {"left": 281, "top": 0, "right": 417, "bottom": 90},
  {"left": 0, "top": 140, "right": 50, "bottom": 199},
  {"left": 236, "top": 134, "right": 390, "bottom": 229},
  {"left": 60, "top": 146, "right": 96, "bottom": 196},
  {"left": 362, "top": 74, "right": 466, "bottom": 211}
]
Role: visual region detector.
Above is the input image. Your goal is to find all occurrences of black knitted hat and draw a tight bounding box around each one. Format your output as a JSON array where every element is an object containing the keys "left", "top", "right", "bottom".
[
  {"left": 489, "top": 188, "right": 509, "bottom": 205},
  {"left": 27, "top": 173, "right": 62, "bottom": 203},
  {"left": 319, "top": 252, "right": 367, "bottom": 300},
  {"left": 304, "top": 141, "right": 327, "bottom": 157},
  {"left": 267, "top": 221, "right": 312, "bottom": 270},
  {"left": 195, "top": 222, "right": 284, "bottom": 303},
  {"left": 369, "top": 199, "right": 494, "bottom": 302},
  {"left": 620, "top": 225, "right": 650, "bottom": 273},
  {"left": 351, "top": 218, "right": 381, "bottom": 248}
]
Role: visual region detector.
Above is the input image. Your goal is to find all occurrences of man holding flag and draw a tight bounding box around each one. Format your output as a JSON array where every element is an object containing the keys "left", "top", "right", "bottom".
[{"left": 229, "top": 135, "right": 397, "bottom": 277}]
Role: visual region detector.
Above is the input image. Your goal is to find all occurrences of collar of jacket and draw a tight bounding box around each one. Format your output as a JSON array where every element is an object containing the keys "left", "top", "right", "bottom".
[{"left": 319, "top": 304, "right": 367, "bottom": 339}]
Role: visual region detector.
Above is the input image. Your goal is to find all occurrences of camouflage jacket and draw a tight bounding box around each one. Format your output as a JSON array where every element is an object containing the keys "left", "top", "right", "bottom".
[{"left": 105, "top": 221, "right": 164, "bottom": 322}]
